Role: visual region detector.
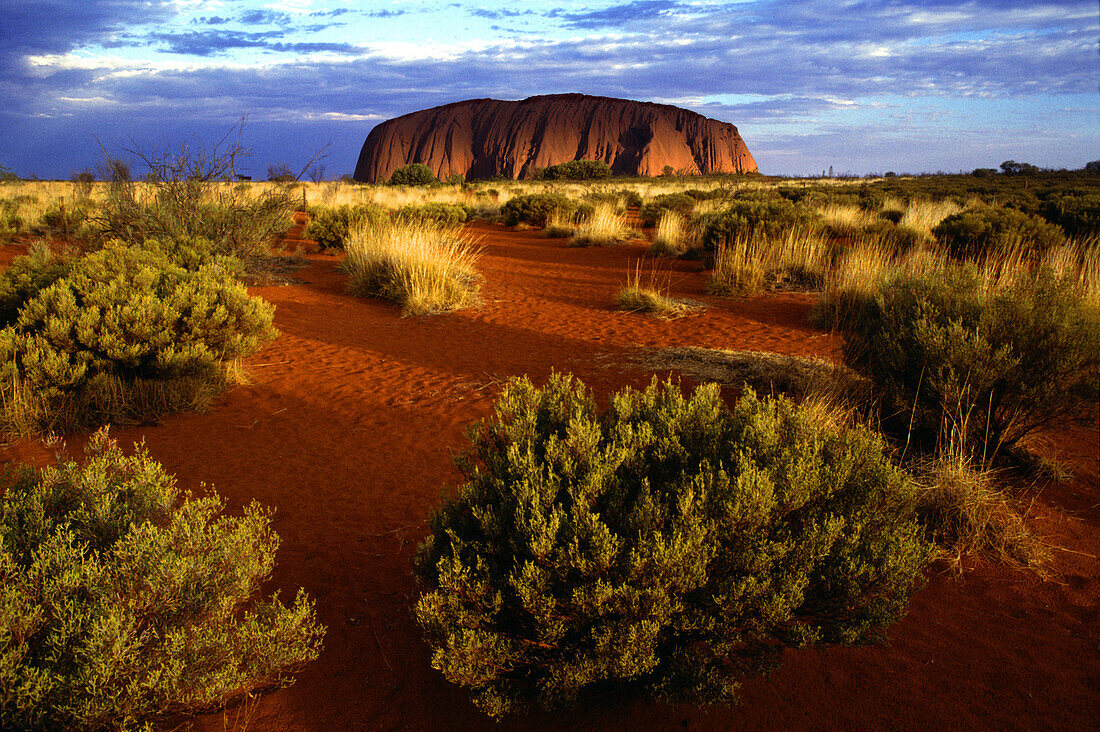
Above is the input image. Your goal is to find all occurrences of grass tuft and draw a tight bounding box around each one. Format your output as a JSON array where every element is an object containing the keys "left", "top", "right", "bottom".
[
  {"left": 568, "top": 203, "right": 629, "bottom": 247},
  {"left": 616, "top": 263, "right": 698, "bottom": 319},
  {"left": 342, "top": 216, "right": 481, "bottom": 315}
]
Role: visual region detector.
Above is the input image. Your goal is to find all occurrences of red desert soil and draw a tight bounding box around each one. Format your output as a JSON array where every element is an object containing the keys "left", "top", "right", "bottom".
[{"left": 1, "top": 222, "right": 1097, "bottom": 731}]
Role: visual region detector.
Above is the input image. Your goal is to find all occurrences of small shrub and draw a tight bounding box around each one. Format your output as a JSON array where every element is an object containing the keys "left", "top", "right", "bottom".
[
  {"left": 932, "top": 206, "right": 1065, "bottom": 260},
  {"left": 700, "top": 199, "right": 819, "bottom": 254},
  {"left": 414, "top": 375, "right": 933, "bottom": 718},
  {"left": 0, "top": 429, "right": 324, "bottom": 730},
  {"left": 537, "top": 160, "right": 613, "bottom": 180},
  {"left": 841, "top": 265, "right": 1100, "bottom": 457},
  {"left": 397, "top": 202, "right": 470, "bottom": 226},
  {"left": 639, "top": 193, "right": 695, "bottom": 227},
  {"left": 342, "top": 217, "right": 480, "bottom": 315},
  {"left": 1039, "top": 191, "right": 1100, "bottom": 238},
  {"left": 501, "top": 193, "right": 583, "bottom": 227},
  {"left": 0, "top": 244, "right": 277, "bottom": 434},
  {"left": 95, "top": 130, "right": 299, "bottom": 258},
  {"left": 389, "top": 163, "right": 438, "bottom": 186},
  {"left": 0, "top": 244, "right": 71, "bottom": 328},
  {"left": 305, "top": 204, "right": 387, "bottom": 250}
]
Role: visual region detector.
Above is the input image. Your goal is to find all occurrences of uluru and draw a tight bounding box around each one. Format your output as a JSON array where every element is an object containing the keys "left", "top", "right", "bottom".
[{"left": 353, "top": 93, "right": 758, "bottom": 182}]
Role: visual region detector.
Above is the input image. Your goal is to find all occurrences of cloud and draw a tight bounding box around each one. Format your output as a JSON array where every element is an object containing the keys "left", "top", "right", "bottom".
[
  {"left": 2, "top": 0, "right": 1096, "bottom": 177},
  {"left": 549, "top": 0, "right": 692, "bottom": 29}
]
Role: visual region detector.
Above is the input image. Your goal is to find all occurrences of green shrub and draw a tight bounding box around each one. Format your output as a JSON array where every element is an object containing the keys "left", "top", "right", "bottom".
[
  {"left": 639, "top": 193, "right": 696, "bottom": 226},
  {"left": 397, "top": 202, "right": 471, "bottom": 226},
  {"left": 133, "top": 235, "right": 241, "bottom": 273},
  {"left": 305, "top": 204, "right": 387, "bottom": 250},
  {"left": 0, "top": 429, "right": 324, "bottom": 730},
  {"left": 932, "top": 206, "right": 1065, "bottom": 260},
  {"left": 1039, "top": 191, "right": 1100, "bottom": 238},
  {"left": 389, "top": 163, "right": 438, "bottom": 186},
  {"left": 97, "top": 179, "right": 296, "bottom": 258},
  {"left": 841, "top": 265, "right": 1100, "bottom": 457},
  {"left": 40, "top": 200, "right": 95, "bottom": 236},
  {"left": 537, "top": 160, "right": 613, "bottom": 180},
  {"left": 501, "top": 193, "right": 584, "bottom": 227},
  {"left": 414, "top": 374, "right": 932, "bottom": 718},
  {"left": 0, "top": 199, "right": 27, "bottom": 236},
  {"left": 700, "top": 199, "right": 819, "bottom": 253},
  {"left": 0, "top": 244, "right": 277, "bottom": 434},
  {"left": 0, "top": 244, "right": 71, "bottom": 328}
]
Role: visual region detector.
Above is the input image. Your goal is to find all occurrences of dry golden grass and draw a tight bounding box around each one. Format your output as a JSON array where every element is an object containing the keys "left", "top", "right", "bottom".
[
  {"left": 650, "top": 210, "right": 687, "bottom": 256},
  {"left": 616, "top": 263, "right": 698, "bottom": 319},
  {"left": 898, "top": 198, "right": 963, "bottom": 237},
  {"left": 709, "top": 227, "right": 828, "bottom": 296},
  {"left": 569, "top": 202, "right": 629, "bottom": 247},
  {"left": 818, "top": 203, "right": 876, "bottom": 236},
  {"left": 631, "top": 346, "right": 871, "bottom": 407},
  {"left": 342, "top": 216, "right": 481, "bottom": 316},
  {"left": 916, "top": 447, "right": 1048, "bottom": 573}
]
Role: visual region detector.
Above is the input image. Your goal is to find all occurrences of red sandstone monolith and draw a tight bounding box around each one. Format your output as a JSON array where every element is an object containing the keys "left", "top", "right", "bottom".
[{"left": 353, "top": 94, "right": 758, "bottom": 182}]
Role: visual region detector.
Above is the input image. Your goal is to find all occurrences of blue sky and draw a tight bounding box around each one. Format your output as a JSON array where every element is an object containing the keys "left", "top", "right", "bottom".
[{"left": 1, "top": 0, "right": 1096, "bottom": 179}]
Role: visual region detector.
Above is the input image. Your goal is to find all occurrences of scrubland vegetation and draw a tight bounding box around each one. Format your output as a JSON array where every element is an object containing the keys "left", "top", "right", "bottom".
[
  {"left": 1, "top": 160, "right": 1098, "bottom": 724},
  {"left": 0, "top": 429, "right": 323, "bottom": 730}
]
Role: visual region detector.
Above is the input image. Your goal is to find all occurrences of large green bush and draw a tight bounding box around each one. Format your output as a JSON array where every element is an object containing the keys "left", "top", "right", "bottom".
[
  {"left": 842, "top": 265, "right": 1100, "bottom": 457},
  {"left": 389, "top": 163, "right": 438, "bottom": 186},
  {"left": 501, "top": 193, "right": 586, "bottom": 227},
  {"left": 700, "top": 199, "right": 819, "bottom": 252},
  {"left": 0, "top": 430, "right": 324, "bottom": 730},
  {"left": 305, "top": 204, "right": 387, "bottom": 250},
  {"left": 537, "top": 160, "right": 613, "bottom": 181},
  {"left": 414, "top": 375, "right": 932, "bottom": 718},
  {"left": 0, "top": 243, "right": 277, "bottom": 433},
  {"left": 932, "top": 206, "right": 1065, "bottom": 260}
]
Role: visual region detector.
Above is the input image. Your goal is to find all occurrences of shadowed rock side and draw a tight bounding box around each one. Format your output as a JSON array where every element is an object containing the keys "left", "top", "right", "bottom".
[{"left": 353, "top": 94, "right": 758, "bottom": 182}]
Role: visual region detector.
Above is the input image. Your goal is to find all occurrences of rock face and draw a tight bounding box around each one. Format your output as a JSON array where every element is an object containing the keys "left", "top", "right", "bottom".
[{"left": 353, "top": 94, "right": 758, "bottom": 182}]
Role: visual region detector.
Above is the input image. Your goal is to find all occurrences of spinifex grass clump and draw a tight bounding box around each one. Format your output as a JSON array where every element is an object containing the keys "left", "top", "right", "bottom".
[
  {"left": 616, "top": 262, "right": 696, "bottom": 318},
  {"left": 568, "top": 202, "right": 629, "bottom": 246},
  {"left": 708, "top": 227, "right": 828, "bottom": 296},
  {"left": 342, "top": 217, "right": 481, "bottom": 315},
  {"left": 699, "top": 198, "right": 819, "bottom": 256},
  {"left": 650, "top": 209, "right": 687, "bottom": 256},
  {"left": 841, "top": 265, "right": 1100, "bottom": 458},
  {"left": 0, "top": 243, "right": 277, "bottom": 435},
  {"left": 414, "top": 374, "right": 933, "bottom": 718},
  {"left": 0, "top": 429, "right": 324, "bottom": 730}
]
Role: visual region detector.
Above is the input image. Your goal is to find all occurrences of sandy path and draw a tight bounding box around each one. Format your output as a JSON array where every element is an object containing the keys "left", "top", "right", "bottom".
[{"left": 1, "top": 222, "right": 1096, "bottom": 730}]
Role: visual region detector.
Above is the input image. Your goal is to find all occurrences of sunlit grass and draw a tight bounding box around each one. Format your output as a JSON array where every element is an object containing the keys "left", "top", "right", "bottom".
[{"left": 342, "top": 216, "right": 481, "bottom": 315}]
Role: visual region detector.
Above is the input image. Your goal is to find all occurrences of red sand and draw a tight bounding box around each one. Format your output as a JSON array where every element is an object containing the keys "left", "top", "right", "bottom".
[{"left": 1, "top": 222, "right": 1097, "bottom": 730}]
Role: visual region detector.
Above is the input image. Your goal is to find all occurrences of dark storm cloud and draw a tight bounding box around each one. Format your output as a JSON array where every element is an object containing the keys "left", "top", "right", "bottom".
[{"left": 0, "top": 0, "right": 177, "bottom": 58}]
